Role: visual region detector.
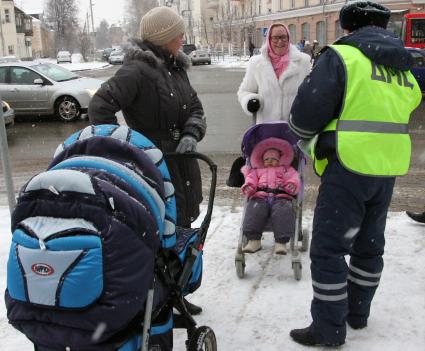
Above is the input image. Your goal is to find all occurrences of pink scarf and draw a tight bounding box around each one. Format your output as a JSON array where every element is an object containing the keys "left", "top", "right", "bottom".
[{"left": 266, "top": 24, "right": 291, "bottom": 79}]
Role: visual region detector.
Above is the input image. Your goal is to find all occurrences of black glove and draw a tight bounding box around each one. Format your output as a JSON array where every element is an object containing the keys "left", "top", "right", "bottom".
[{"left": 247, "top": 99, "right": 260, "bottom": 113}]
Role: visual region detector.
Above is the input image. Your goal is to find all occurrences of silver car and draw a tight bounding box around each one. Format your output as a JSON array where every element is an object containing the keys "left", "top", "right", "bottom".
[
  {"left": 189, "top": 50, "right": 211, "bottom": 65},
  {"left": 109, "top": 50, "right": 125, "bottom": 65},
  {"left": 0, "top": 62, "right": 102, "bottom": 122}
]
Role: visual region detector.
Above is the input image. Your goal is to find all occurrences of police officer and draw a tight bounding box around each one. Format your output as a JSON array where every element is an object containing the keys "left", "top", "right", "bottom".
[{"left": 288, "top": 1, "right": 421, "bottom": 346}]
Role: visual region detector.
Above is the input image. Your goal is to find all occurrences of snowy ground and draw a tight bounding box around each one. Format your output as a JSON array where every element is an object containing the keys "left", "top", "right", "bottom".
[{"left": 0, "top": 205, "right": 424, "bottom": 350}]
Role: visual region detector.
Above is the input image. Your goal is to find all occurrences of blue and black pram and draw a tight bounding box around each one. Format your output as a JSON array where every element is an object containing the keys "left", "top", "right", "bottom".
[{"left": 5, "top": 125, "right": 218, "bottom": 351}]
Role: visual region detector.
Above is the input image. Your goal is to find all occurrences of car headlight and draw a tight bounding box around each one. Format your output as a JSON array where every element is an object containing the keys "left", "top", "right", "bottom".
[
  {"left": 86, "top": 89, "right": 98, "bottom": 97},
  {"left": 2, "top": 101, "right": 10, "bottom": 110}
]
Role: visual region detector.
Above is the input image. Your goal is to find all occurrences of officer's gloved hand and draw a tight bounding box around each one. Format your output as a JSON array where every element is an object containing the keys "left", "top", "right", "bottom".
[
  {"left": 247, "top": 99, "right": 260, "bottom": 113},
  {"left": 176, "top": 135, "right": 197, "bottom": 153}
]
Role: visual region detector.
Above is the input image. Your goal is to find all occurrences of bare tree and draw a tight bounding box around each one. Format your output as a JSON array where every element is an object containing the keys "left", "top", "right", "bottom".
[
  {"left": 45, "top": 0, "right": 79, "bottom": 53},
  {"left": 78, "top": 30, "right": 91, "bottom": 61},
  {"left": 124, "top": 0, "right": 158, "bottom": 38},
  {"left": 95, "top": 20, "right": 111, "bottom": 49}
]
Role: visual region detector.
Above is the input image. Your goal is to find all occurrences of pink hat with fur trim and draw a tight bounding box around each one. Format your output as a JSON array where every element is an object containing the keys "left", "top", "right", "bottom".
[{"left": 250, "top": 137, "right": 294, "bottom": 168}]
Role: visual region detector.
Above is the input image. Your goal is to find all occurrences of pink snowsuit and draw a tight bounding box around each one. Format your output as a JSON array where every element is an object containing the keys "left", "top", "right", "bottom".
[{"left": 241, "top": 138, "right": 301, "bottom": 199}]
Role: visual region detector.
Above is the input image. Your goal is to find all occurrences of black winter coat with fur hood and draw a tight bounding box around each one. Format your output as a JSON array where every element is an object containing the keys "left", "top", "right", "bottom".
[{"left": 88, "top": 39, "right": 206, "bottom": 225}]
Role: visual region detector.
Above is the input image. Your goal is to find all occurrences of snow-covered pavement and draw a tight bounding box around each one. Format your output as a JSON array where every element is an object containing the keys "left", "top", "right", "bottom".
[{"left": 0, "top": 205, "right": 424, "bottom": 350}]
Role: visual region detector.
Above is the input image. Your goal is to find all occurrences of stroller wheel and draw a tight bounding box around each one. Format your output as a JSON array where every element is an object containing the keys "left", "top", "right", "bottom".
[
  {"left": 235, "top": 257, "right": 245, "bottom": 279},
  {"left": 187, "top": 326, "right": 217, "bottom": 351},
  {"left": 300, "top": 228, "right": 310, "bottom": 252},
  {"left": 293, "top": 262, "right": 302, "bottom": 281}
]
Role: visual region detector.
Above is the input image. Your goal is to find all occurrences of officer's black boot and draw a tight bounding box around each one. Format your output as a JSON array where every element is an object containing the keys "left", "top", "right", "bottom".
[
  {"left": 406, "top": 211, "right": 425, "bottom": 224},
  {"left": 290, "top": 326, "right": 345, "bottom": 347},
  {"left": 347, "top": 314, "right": 368, "bottom": 329},
  {"left": 183, "top": 297, "right": 202, "bottom": 315}
]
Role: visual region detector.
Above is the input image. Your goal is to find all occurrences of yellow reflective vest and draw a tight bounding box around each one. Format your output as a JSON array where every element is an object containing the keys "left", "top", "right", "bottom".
[{"left": 313, "top": 44, "right": 422, "bottom": 177}]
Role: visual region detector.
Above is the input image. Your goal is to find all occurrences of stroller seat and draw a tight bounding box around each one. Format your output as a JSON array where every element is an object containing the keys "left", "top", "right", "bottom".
[{"left": 231, "top": 121, "right": 310, "bottom": 280}]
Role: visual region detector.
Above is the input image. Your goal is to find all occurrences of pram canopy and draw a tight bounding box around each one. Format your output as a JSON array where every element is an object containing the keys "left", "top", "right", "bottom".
[{"left": 242, "top": 121, "right": 301, "bottom": 160}]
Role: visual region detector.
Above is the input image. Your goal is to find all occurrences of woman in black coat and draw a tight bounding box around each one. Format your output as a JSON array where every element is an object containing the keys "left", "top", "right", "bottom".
[{"left": 88, "top": 6, "right": 206, "bottom": 229}]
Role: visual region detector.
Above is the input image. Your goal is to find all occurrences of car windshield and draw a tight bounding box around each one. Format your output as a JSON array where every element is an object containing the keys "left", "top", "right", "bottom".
[
  {"left": 111, "top": 51, "right": 123, "bottom": 56},
  {"left": 31, "top": 63, "right": 79, "bottom": 82}
]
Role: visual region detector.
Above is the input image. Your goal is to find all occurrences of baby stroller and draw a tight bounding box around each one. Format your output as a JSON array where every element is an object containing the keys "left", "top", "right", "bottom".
[
  {"left": 5, "top": 125, "right": 218, "bottom": 351},
  {"left": 231, "top": 121, "right": 310, "bottom": 280}
]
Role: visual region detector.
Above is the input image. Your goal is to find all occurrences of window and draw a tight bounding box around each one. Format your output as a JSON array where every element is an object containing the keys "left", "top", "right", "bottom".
[
  {"left": 304, "top": 0, "right": 309, "bottom": 7},
  {"left": 301, "top": 22, "right": 310, "bottom": 41},
  {"left": 10, "top": 67, "right": 41, "bottom": 85},
  {"left": 411, "top": 19, "right": 425, "bottom": 43},
  {"left": 316, "top": 21, "right": 326, "bottom": 45},
  {"left": 4, "top": 9, "right": 10, "bottom": 23},
  {"left": 8, "top": 45, "right": 14, "bottom": 55},
  {"left": 288, "top": 24, "right": 296, "bottom": 44},
  {"left": 290, "top": 0, "right": 295, "bottom": 9},
  {"left": 335, "top": 20, "right": 343, "bottom": 39},
  {"left": 0, "top": 67, "right": 7, "bottom": 83}
]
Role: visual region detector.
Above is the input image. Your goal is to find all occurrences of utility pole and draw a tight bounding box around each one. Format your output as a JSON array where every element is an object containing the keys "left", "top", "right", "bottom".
[
  {"left": 87, "top": 12, "right": 90, "bottom": 35},
  {"left": 89, "top": 0, "right": 95, "bottom": 33}
]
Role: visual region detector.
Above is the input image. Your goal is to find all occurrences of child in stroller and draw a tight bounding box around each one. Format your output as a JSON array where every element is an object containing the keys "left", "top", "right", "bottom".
[
  {"left": 241, "top": 137, "right": 301, "bottom": 255},
  {"left": 232, "top": 121, "right": 310, "bottom": 280}
]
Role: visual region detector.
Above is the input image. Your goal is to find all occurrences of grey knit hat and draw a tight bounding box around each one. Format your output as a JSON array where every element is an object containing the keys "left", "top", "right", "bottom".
[{"left": 139, "top": 6, "right": 185, "bottom": 46}]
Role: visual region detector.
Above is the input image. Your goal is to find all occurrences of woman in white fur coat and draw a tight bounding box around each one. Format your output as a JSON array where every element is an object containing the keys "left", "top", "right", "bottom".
[{"left": 237, "top": 23, "right": 311, "bottom": 123}]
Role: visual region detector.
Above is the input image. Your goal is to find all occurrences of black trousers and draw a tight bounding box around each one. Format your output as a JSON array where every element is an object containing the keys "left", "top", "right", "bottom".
[{"left": 309, "top": 160, "right": 395, "bottom": 344}]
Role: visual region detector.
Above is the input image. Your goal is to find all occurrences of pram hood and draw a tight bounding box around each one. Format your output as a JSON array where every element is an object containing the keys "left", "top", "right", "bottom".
[{"left": 242, "top": 121, "right": 300, "bottom": 159}]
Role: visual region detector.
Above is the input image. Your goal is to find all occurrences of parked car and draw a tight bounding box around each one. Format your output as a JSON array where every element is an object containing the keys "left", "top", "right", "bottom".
[
  {"left": 407, "top": 47, "right": 425, "bottom": 94},
  {"left": 102, "top": 48, "right": 114, "bottom": 61},
  {"left": 56, "top": 51, "right": 72, "bottom": 64},
  {"left": 0, "top": 56, "right": 19, "bottom": 64},
  {"left": 0, "top": 62, "right": 103, "bottom": 122},
  {"left": 183, "top": 44, "right": 197, "bottom": 55},
  {"left": 109, "top": 50, "right": 125, "bottom": 65},
  {"left": 189, "top": 50, "right": 211, "bottom": 65},
  {"left": 1, "top": 100, "right": 15, "bottom": 128}
]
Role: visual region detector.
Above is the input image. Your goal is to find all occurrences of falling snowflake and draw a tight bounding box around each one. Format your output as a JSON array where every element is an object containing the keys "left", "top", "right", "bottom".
[
  {"left": 92, "top": 322, "right": 107, "bottom": 342},
  {"left": 344, "top": 227, "right": 360, "bottom": 239}
]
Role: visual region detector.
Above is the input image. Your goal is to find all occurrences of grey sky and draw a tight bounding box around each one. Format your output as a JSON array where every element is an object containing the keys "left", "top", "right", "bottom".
[{"left": 16, "top": 0, "right": 127, "bottom": 27}]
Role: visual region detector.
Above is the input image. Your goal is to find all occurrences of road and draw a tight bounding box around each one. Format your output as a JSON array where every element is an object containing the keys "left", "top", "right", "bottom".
[{"left": 1, "top": 63, "right": 425, "bottom": 212}]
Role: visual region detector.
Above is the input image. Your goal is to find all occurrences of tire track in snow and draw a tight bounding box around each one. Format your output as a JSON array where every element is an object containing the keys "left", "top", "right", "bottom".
[{"left": 235, "top": 249, "right": 275, "bottom": 320}]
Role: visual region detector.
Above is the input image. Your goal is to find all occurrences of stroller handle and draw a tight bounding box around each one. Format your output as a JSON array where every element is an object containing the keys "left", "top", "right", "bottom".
[{"left": 164, "top": 152, "right": 217, "bottom": 238}]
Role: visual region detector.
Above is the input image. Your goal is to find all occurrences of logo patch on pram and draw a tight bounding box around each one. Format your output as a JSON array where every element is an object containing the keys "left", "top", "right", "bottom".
[{"left": 31, "top": 263, "right": 54, "bottom": 276}]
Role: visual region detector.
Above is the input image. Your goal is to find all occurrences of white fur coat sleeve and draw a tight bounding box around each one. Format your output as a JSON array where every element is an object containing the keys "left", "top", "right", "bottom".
[
  {"left": 237, "top": 57, "right": 264, "bottom": 117},
  {"left": 237, "top": 45, "right": 312, "bottom": 123}
]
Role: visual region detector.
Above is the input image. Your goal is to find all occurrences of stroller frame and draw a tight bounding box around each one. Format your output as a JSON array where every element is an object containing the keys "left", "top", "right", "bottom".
[
  {"left": 137, "top": 152, "right": 218, "bottom": 351},
  {"left": 232, "top": 122, "right": 310, "bottom": 281}
]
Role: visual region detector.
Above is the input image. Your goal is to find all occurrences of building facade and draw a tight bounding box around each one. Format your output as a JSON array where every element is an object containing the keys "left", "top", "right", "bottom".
[
  {"left": 195, "top": 0, "right": 425, "bottom": 50},
  {"left": 0, "top": 0, "right": 33, "bottom": 59}
]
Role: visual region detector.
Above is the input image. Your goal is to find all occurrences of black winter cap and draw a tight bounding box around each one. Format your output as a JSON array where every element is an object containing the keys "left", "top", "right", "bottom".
[{"left": 339, "top": 1, "right": 391, "bottom": 32}]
